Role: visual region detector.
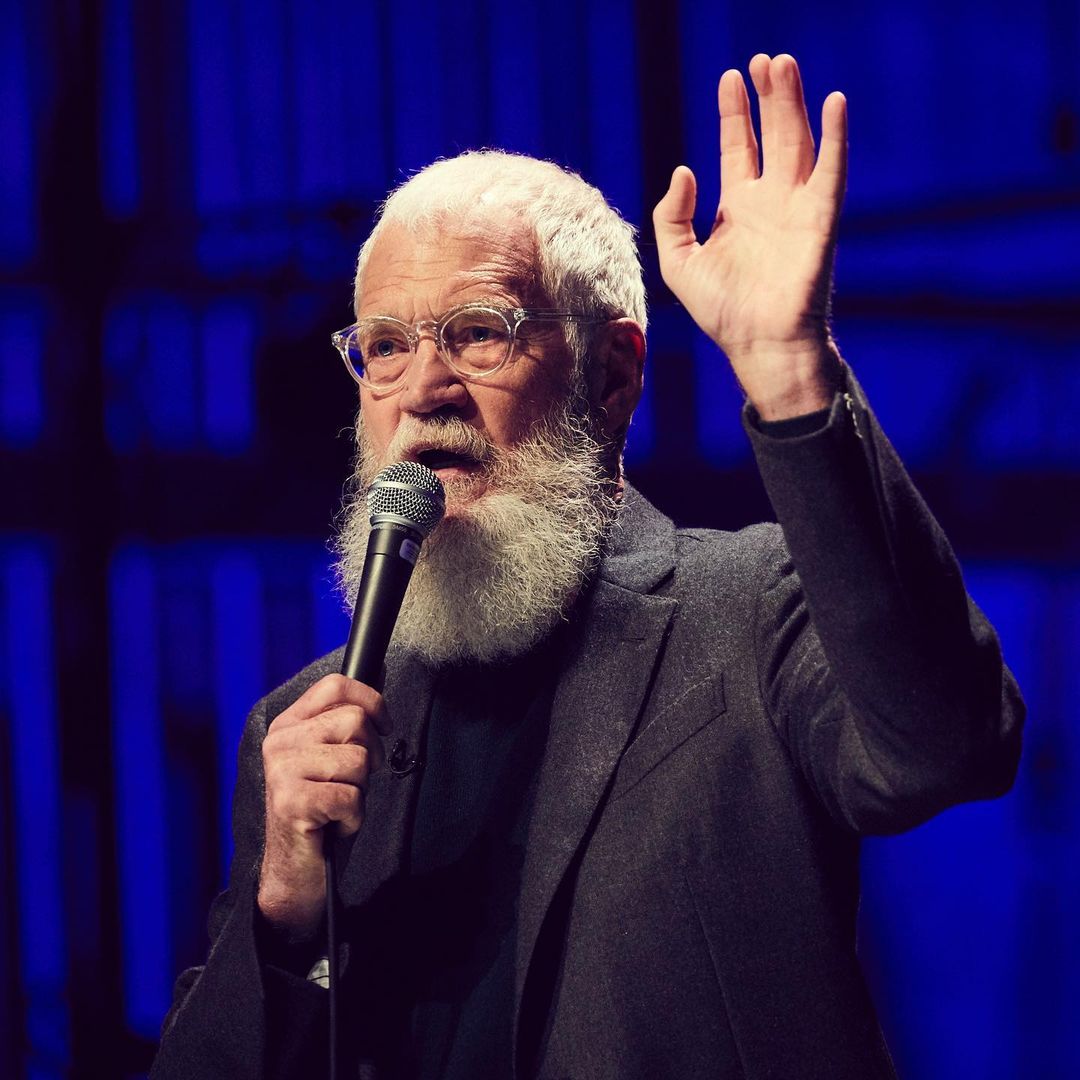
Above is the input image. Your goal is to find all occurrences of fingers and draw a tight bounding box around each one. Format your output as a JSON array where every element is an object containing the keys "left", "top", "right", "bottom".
[
  {"left": 263, "top": 724, "right": 377, "bottom": 830},
  {"left": 319, "top": 782, "right": 365, "bottom": 836},
  {"left": 269, "top": 704, "right": 386, "bottom": 769},
  {"left": 262, "top": 673, "right": 389, "bottom": 842},
  {"left": 275, "top": 672, "right": 390, "bottom": 737},
  {"left": 718, "top": 68, "right": 759, "bottom": 188},
  {"left": 263, "top": 722, "right": 376, "bottom": 838},
  {"left": 268, "top": 777, "right": 367, "bottom": 836},
  {"left": 652, "top": 165, "right": 700, "bottom": 279},
  {"left": 749, "top": 53, "right": 816, "bottom": 184},
  {"left": 270, "top": 740, "right": 376, "bottom": 788},
  {"left": 808, "top": 90, "right": 848, "bottom": 207}
]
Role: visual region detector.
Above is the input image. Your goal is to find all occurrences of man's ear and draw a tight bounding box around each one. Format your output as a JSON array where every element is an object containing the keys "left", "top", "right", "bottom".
[{"left": 587, "top": 318, "right": 646, "bottom": 444}]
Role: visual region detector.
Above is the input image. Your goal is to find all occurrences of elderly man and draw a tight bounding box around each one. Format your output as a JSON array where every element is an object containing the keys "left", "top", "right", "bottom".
[{"left": 152, "top": 55, "right": 1023, "bottom": 1079}]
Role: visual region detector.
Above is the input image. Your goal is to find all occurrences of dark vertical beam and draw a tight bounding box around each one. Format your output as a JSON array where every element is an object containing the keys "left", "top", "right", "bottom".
[
  {"left": 633, "top": 0, "right": 701, "bottom": 469},
  {"left": 37, "top": 0, "right": 127, "bottom": 1072},
  {"left": 633, "top": 0, "right": 687, "bottom": 303},
  {"left": 634, "top": 0, "right": 687, "bottom": 228}
]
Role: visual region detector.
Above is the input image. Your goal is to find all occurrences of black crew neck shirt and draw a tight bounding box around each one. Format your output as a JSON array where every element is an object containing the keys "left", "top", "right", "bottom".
[{"left": 403, "top": 634, "right": 562, "bottom": 1079}]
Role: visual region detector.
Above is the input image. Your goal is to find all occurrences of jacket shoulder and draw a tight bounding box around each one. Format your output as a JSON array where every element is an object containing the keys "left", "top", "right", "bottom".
[{"left": 670, "top": 520, "right": 789, "bottom": 598}]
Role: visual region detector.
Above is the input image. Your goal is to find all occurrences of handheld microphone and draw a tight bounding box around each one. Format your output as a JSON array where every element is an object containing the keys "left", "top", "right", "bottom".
[
  {"left": 340, "top": 460, "right": 446, "bottom": 687},
  {"left": 327, "top": 460, "right": 444, "bottom": 1080}
]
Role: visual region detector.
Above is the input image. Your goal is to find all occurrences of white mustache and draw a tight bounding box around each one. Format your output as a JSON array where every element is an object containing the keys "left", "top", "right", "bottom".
[{"left": 378, "top": 416, "right": 495, "bottom": 471}]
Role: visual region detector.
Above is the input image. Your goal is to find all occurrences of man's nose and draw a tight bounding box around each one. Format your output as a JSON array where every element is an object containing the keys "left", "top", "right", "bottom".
[{"left": 398, "top": 336, "right": 468, "bottom": 416}]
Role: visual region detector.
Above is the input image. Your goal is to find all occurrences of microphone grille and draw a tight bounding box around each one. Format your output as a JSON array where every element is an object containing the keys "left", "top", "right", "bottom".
[{"left": 366, "top": 461, "right": 446, "bottom": 537}]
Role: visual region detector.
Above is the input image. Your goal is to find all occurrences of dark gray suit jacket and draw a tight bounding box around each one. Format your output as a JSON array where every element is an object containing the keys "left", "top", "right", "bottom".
[{"left": 152, "top": 375, "right": 1024, "bottom": 1079}]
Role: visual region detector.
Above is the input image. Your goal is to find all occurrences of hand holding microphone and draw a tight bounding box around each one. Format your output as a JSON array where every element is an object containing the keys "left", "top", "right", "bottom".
[
  {"left": 257, "top": 462, "right": 445, "bottom": 936},
  {"left": 257, "top": 674, "right": 389, "bottom": 935}
]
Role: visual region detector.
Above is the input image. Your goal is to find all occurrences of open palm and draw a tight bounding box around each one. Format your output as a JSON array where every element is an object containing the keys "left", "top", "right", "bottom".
[{"left": 654, "top": 54, "right": 848, "bottom": 417}]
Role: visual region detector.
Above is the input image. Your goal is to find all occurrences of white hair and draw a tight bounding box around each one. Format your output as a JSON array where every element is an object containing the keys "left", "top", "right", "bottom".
[{"left": 353, "top": 150, "right": 647, "bottom": 364}]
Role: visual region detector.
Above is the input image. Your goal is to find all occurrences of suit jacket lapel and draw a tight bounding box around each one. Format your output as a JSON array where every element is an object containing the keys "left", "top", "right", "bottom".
[{"left": 512, "top": 489, "right": 679, "bottom": 1070}]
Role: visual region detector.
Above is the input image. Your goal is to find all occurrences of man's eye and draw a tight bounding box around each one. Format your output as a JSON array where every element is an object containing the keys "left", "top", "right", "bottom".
[
  {"left": 444, "top": 311, "right": 508, "bottom": 350},
  {"left": 360, "top": 332, "right": 408, "bottom": 359}
]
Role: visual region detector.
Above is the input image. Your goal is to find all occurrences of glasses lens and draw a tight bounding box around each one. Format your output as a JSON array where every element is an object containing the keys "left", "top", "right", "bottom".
[
  {"left": 441, "top": 308, "right": 512, "bottom": 374},
  {"left": 353, "top": 319, "right": 412, "bottom": 386}
]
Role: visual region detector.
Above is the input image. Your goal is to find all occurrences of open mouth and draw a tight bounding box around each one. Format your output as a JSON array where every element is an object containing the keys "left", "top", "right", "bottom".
[{"left": 415, "top": 448, "right": 479, "bottom": 472}]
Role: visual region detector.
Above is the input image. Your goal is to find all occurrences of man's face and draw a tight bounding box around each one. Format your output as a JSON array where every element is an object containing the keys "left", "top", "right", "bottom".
[
  {"left": 337, "top": 216, "right": 635, "bottom": 664},
  {"left": 354, "top": 220, "right": 577, "bottom": 512}
]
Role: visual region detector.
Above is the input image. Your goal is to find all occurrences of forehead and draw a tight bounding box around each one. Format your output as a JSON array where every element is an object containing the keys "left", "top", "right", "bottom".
[{"left": 356, "top": 218, "right": 541, "bottom": 318}]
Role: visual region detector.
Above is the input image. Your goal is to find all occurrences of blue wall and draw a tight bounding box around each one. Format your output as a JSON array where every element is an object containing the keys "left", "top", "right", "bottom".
[{"left": 1, "top": 1, "right": 1077, "bottom": 1076}]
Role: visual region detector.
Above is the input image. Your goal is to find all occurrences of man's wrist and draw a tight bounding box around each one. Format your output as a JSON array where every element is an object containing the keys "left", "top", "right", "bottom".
[{"left": 732, "top": 339, "right": 844, "bottom": 421}]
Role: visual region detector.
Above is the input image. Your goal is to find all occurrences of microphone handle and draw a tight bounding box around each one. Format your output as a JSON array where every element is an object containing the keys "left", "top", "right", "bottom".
[
  {"left": 327, "top": 520, "right": 422, "bottom": 1080},
  {"left": 340, "top": 522, "right": 422, "bottom": 687}
]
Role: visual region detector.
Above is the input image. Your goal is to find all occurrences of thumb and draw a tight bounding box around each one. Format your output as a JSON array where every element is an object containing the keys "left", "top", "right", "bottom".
[{"left": 652, "top": 166, "right": 700, "bottom": 277}]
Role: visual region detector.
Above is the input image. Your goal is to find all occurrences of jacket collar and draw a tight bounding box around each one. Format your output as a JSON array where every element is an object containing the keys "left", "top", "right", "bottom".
[{"left": 599, "top": 483, "right": 677, "bottom": 595}]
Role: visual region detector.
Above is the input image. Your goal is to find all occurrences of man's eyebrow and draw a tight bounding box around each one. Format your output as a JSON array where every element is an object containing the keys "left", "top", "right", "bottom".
[{"left": 453, "top": 294, "right": 520, "bottom": 310}]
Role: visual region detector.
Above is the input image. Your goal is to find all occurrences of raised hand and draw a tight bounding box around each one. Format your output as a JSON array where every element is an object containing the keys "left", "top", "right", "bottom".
[{"left": 653, "top": 53, "right": 848, "bottom": 420}]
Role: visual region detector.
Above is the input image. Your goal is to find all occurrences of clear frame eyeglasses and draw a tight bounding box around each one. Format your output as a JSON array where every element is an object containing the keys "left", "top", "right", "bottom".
[{"left": 331, "top": 303, "right": 603, "bottom": 391}]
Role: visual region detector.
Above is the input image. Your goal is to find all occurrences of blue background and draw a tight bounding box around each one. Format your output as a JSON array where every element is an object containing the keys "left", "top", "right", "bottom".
[{"left": 1, "top": 1, "right": 1078, "bottom": 1076}]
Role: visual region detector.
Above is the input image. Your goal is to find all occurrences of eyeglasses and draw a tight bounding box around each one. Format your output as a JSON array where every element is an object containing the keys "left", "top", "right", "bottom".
[{"left": 331, "top": 303, "right": 603, "bottom": 391}]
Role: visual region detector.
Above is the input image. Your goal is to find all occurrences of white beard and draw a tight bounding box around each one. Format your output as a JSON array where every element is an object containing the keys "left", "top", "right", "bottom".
[{"left": 332, "top": 393, "right": 619, "bottom": 666}]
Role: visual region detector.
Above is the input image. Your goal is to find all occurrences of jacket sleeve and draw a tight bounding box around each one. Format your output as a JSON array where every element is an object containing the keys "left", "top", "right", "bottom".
[
  {"left": 745, "top": 365, "right": 1025, "bottom": 834},
  {"left": 150, "top": 693, "right": 331, "bottom": 1079}
]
